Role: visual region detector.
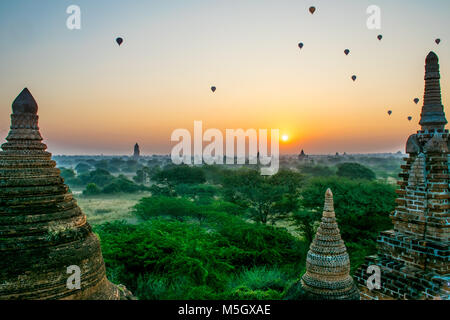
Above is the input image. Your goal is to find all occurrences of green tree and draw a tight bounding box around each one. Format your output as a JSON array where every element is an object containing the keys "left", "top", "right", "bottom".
[
  {"left": 222, "top": 169, "right": 300, "bottom": 224},
  {"left": 75, "top": 162, "right": 91, "bottom": 174},
  {"left": 153, "top": 165, "right": 206, "bottom": 186},
  {"left": 83, "top": 183, "right": 101, "bottom": 196},
  {"left": 298, "top": 164, "right": 334, "bottom": 177},
  {"left": 291, "top": 209, "right": 321, "bottom": 244},
  {"left": 134, "top": 167, "right": 151, "bottom": 184},
  {"left": 336, "top": 162, "right": 376, "bottom": 181},
  {"left": 78, "top": 169, "right": 114, "bottom": 187},
  {"left": 60, "top": 168, "right": 76, "bottom": 180},
  {"left": 102, "top": 175, "right": 145, "bottom": 194}
]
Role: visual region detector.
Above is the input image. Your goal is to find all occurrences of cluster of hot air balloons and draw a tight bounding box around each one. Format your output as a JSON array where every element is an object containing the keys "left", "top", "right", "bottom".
[
  {"left": 386, "top": 97, "right": 420, "bottom": 121},
  {"left": 112, "top": 5, "right": 443, "bottom": 101},
  {"left": 387, "top": 110, "right": 413, "bottom": 121}
]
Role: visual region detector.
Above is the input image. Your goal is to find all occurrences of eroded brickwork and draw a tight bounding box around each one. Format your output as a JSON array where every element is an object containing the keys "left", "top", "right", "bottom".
[
  {"left": 0, "top": 89, "right": 133, "bottom": 300},
  {"left": 355, "top": 52, "right": 450, "bottom": 300}
]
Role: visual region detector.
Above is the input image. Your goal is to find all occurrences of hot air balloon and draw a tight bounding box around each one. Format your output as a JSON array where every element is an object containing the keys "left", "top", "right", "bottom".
[
  {"left": 377, "top": 35, "right": 383, "bottom": 41},
  {"left": 435, "top": 38, "right": 441, "bottom": 45},
  {"left": 211, "top": 86, "right": 216, "bottom": 93},
  {"left": 351, "top": 75, "right": 357, "bottom": 82},
  {"left": 388, "top": 110, "right": 392, "bottom": 116},
  {"left": 408, "top": 116, "right": 412, "bottom": 121},
  {"left": 344, "top": 49, "right": 350, "bottom": 56},
  {"left": 298, "top": 42, "right": 304, "bottom": 49},
  {"left": 414, "top": 98, "right": 420, "bottom": 104},
  {"left": 116, "top": 37, "right": 123, "bottom": 46},
  {"left": 309, "top": 7, "right": 316, "bottom": 14}
]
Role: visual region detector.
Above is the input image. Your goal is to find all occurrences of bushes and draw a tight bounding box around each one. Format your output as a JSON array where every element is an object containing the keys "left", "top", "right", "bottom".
[
  {"left": 94, "top": 216, "right": 306, "bottom": 300},
  {"left": 225, "top": 266, "right": 290, "bottom": 299},
  {"left": 133, "top": 196, "right": 197, "bottom": 221}
]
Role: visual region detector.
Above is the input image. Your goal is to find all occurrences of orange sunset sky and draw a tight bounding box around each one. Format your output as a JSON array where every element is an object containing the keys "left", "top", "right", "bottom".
[{"left": 0, "top": 0, "right": 449, "bottom": 155}]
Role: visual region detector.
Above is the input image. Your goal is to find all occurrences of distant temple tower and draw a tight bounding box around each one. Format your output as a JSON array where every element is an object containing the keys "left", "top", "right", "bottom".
[
  {"left": 298, "top": 149, "right": 307, "bottom": 160},
  {"left": 298, "top": 149, "right": 313, "bottom": 163},
  {"left": 133, "top": 143, "right": 140, "bottom": 160},
  {"left": 0, "top": 89, "right": 132, "bottom": 299},
  {"left": 301, "top": 189, "right": 360, "bottom": 300},
  {"left": 355, "top": 52, "right": 449, "bottom": 300}
]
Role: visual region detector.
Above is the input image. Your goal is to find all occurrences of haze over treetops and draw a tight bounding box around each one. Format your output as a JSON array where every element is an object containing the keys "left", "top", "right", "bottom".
[{"left": 0, "top": 0, "right": 449, "bottom": 155}]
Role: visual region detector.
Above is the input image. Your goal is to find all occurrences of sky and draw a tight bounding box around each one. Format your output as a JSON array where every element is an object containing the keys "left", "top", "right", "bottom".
[{"left": 0, "top": 0, "right": 449, "bottom": 155}]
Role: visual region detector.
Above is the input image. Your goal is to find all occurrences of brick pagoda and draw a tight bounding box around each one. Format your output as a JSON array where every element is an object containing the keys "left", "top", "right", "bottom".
[
  {"left": 355, "top": 52, "right": 449, "bottom": 300},
  {"left": 301, "top": 188, "right": 360, "bottom": 300}
]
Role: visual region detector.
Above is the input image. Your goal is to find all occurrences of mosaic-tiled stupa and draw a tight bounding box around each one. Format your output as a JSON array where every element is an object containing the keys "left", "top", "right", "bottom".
[
  {"left": 0, "top": 88, "right": 131, "bottom": 300},
  {"left": 301, "top": 188, "right": 360, "bottom": 300},
  {"left": 355, "top": 52, "right": 450, "bottom": 300}
]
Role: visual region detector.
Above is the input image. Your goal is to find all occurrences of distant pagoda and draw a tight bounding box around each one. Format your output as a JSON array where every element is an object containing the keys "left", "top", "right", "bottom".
[
  {"left": 0, "top": 89, "right": 132, "bottom": 299},
  {"left": 301, "top": 189, "right": 360, "bottom": 300},
  {"left": 133, "top": 143, "right": 140, "bottom": 160},
  {"left": 355, "top": 52, "right": 449, "bottom": 300},
  {"left": 298, "top": 149, "right": 307, "bottom": 159}
]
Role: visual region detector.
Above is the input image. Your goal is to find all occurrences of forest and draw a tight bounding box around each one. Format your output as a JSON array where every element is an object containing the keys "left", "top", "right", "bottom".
[{"left": 57, "top": 156, "right": 399, "bottom": 299}]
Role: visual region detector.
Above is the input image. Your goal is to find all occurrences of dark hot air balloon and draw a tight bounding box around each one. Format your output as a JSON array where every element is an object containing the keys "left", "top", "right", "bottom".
[
  {"left": 414, "top": 98, "right": 419, "bottom": 104},
  {"left": 408, "top": 116, "right": 412, "bottom": 121},
  {"left": 344, "top": 49, "right": 350, "bottom": 56},
  {"left": 309, "top": 7, "right": 316, "bottom": 14},
  {"left": 298, "top": 42, "right": 304, "bottom": 49},
  {"left": 116, "top": 37, "right": 123, "bottom": 46},
  {"left": 377, "top": 35, "right": 383, "bottom": 41},
  {"left": 351, "top": 75, "right": 357, "bottom": 82},
  {"left": 388, "top": 110, "right": 392, "bottom": 116},
  {"left": 435, "top": 38, "right": 441, "bottom": 45},
  {"left": 211, "top": 86, "right": 216, "bottom": 93}
]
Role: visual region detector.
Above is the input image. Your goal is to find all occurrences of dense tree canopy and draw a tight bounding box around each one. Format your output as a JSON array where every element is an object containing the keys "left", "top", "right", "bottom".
[{"left": 336, "top": 162, "right": 376, "bottom": 181}]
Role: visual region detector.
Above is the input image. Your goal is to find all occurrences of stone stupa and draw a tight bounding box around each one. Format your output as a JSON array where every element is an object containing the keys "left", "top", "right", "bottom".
[
  {"left": 301, "top": 188, "right": 360, "bottom": 300},
  {"left": 0, "top": 88, "right": 132, "bottom": 300}
]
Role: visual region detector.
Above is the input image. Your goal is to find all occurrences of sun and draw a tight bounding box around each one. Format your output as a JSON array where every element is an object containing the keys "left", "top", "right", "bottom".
[{"left": 281, "top": 135, "right": 289, "bottom": 142}]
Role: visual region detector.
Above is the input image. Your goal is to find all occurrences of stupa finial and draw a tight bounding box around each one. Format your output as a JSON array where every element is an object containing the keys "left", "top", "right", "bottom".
[
  {"left": 12, "top": 88, "right": 38, "bottom": 115},
  {"left": 419, "top": 52, "right": 447, "bottom": 131},
  {"left": 323, "top": 188, "right": 334, "bottom": 214}
]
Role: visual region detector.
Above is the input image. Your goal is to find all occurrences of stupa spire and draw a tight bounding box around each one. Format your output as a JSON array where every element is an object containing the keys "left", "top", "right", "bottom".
[
  {"left": 419, "top": 52, "right": 447, "bottom": 131},
  {"left": 301, "top": 188, "right": 360, "bottom": 300},
  {"left": 0, "top": 89, "right": 132, "bottom": 300}
]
